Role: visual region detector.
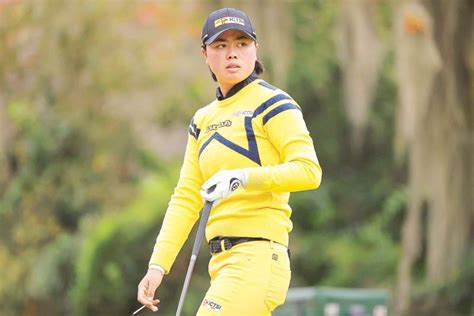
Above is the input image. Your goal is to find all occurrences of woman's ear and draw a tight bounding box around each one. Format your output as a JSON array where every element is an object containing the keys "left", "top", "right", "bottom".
[{"left": 201, "top": 47, "right": 208, "bottom": 64}]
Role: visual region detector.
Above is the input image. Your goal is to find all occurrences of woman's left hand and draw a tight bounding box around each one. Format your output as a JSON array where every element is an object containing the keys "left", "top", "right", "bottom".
[{"left": 201, "top": 169, "right": 248, "bottom": 203}]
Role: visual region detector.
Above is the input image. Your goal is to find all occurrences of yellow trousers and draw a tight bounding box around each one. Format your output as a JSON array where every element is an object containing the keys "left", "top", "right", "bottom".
[{"left": 197, "top": 240, "right": 291, "bottom": 316}]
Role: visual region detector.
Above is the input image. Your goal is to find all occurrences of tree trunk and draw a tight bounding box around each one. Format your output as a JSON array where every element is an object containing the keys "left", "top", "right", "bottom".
[
  {"left": 335, "top": 0, "right": 385, "bottom": 149},
  {"left": 395, "top": 0, "right": 474, "bottom": 314}
]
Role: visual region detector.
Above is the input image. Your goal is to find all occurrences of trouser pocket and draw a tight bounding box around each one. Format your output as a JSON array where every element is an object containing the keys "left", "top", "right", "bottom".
[{"left": 264, "top": 243, "right": 291, "bottom": 311}]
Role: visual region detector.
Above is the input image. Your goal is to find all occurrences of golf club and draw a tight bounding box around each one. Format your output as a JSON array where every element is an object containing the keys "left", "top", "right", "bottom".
[
  {"left": 132, "top": 305, "right": 145, "bottom": 315},
  {"left": 175, "top": 200, "right": 213, "bottom": 316},
  {"left": 132, "top": 199, "right": 214, "bottom": 316}
]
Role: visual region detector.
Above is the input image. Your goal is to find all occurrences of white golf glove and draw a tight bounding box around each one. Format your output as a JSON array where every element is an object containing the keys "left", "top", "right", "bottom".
[{"left": 201, "top": 169, "right": 248, "bottom": 203}]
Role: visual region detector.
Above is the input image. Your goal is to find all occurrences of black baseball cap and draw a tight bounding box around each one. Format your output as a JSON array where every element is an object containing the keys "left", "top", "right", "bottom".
[{"left": 201, "top": 8, "right": 257, "bottom": 46}]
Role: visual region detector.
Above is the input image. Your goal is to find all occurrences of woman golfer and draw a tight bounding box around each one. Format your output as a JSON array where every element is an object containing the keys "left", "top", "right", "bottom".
[{"left": 137, "top": 7, "right": 322, "bottom": 315}]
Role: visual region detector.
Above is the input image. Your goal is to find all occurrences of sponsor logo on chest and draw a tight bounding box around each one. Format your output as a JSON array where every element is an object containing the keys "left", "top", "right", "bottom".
[
  {"left": 233, "top": 110, "right": 254, "bottom": 117},
  {"left": 205, "top": 119, "right": 232, "bottom": 133}
]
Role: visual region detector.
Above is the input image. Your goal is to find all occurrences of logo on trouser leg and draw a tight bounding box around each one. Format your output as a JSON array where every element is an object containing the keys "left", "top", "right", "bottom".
[{"left": 202, "top": 299, "right": 222, "bottom": 312}]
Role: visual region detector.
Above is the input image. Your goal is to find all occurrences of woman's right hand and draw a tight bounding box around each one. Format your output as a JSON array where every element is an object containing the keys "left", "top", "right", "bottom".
[{"left": 137, "top": 269, "right": 164, "bottom": 312}]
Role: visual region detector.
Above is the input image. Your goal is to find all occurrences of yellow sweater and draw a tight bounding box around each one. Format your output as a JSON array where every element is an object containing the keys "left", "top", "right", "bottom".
[{"left": 150, "top": 79, "right": 322, "bottom": 273}]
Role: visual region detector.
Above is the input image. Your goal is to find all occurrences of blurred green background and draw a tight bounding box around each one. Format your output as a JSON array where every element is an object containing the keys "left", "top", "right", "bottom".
[{"left": 0, "top": 1, "right": 472, "bottom": 315}]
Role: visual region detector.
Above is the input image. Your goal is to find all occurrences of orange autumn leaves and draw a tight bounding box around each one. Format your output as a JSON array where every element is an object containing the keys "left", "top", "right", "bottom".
[{"left": 404, "top": 12, "right": 426, "bottom": 34}]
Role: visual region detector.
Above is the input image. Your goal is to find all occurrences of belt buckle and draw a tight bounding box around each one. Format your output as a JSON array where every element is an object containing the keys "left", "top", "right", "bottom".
[
  {"left": 220, "top": 238, "right": 232, "bottom": 253},
  {"left": 210, "top": 237, "right": 233, "bottom": 255}
]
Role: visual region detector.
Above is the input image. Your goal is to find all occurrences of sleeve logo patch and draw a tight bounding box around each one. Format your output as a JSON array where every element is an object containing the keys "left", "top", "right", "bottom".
[
  {"left": 202, "top": 298, "right": 222, "bottom": 312},
  {"left": 214, "top": 17, "right": 245, "bottom": 28}
]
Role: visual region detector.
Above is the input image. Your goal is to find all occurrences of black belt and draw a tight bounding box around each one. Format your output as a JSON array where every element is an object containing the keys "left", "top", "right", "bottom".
[{"left": 209, "top": 236, "right": 270, "bottom": 255}]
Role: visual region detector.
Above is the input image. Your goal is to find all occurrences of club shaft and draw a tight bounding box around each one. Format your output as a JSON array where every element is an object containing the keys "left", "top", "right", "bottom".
[
  {"left": 175, "top": 255, "right": 197, "bottom": 316},
  {"left": 176, "top": 201, "right": 213, "bottom": 316},
  {"left": 191, "top": 202, "right": 213, "bottom": 256},
  {"left": 132, "top": 305, "right": 145, "bottom": 315}
]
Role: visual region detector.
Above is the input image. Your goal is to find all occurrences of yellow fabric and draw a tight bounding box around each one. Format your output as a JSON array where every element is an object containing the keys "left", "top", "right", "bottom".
[
  {"left": 197, "top": 240, "right": 291, "bottom": 315},
  {"left": 149, "top": 79, "right": 322, "bottom": 272}
]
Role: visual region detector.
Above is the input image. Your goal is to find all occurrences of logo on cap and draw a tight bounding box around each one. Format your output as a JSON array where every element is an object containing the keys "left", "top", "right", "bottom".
[{"left": 214, "top": 16, "right": 245, "bottom": 28}]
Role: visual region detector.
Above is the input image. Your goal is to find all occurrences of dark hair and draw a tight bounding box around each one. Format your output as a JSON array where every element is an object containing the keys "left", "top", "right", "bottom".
[{"left": 209, "top": 60, "right": 264, "bottom": 82}]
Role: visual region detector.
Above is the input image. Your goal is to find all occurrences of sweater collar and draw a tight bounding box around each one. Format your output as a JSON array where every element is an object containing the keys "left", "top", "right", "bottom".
[{"left": 216, "top": 71, "right": 258, "bottom": 101}]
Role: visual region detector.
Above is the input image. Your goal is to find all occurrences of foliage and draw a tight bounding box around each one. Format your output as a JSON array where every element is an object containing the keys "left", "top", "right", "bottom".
[
  {"left": 0, "top": 1, "right": 152, "bottom": 314},
  {"left": 409, "top": 249, "right": 474, "bottom": 316},
  {"left": 71, "top": 168, "right": 216, "bottom": 316},
  {"left": 0, "top": 96, "right": 143, "bottom": 314},
  {"left": 289, "top": 187, "right": 405, "bottom": 288},
  {"left": 287, "top": 0, "right": 402, "bottom": 291},
  {"left": 0, "top": 1, "right": 471, "bottom": 315},
  {"left": 26, "top": 234, "right": 78, "bottom": 314},
  {"left": 71, "top": 174, "right": 173, "bottom": 315}
]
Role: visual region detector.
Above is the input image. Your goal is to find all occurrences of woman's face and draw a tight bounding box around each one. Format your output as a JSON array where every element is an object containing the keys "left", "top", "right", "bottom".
[{"left": 202, "top": 29, "right": 257, "bottom": 92}]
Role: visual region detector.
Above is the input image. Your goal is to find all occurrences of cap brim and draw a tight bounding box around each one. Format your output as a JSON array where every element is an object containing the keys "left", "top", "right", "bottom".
[{"left": 204, "top": 27, "right": 256, "bottom": 45}]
